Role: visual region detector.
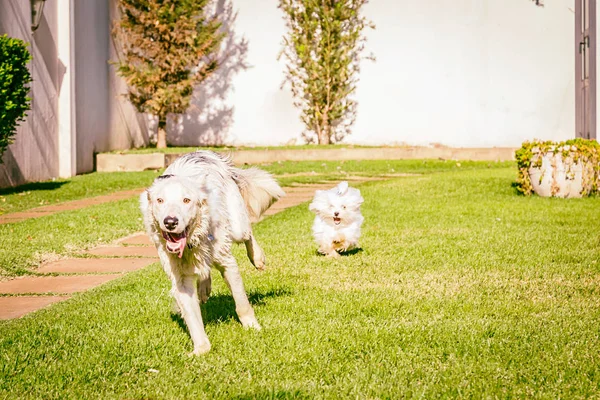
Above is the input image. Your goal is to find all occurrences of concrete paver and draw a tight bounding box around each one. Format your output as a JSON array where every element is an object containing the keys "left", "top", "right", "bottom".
[
  {"left": 0, "top": 211, "right": 55, "bottom": 224},
  {"left": 86, "top": 246, "right": 158, "bottom": 258},
  {"left": 37, "top": 258, "right": 156, "bottom": 273},
  {"left": 0, "top": 188, "right": 144, "bottom": 225},
  {"left": 118, "top": 233, "right": 153, "bottom": 246},
  {"left": 0, "top": 275, "right": 122, "bottom": 294},
  {"left": 0, "top": 296, "right": 71, "bottom": 320}
]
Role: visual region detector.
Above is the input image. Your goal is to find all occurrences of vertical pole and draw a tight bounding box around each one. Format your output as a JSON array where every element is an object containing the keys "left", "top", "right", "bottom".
[{"left": 57, "top": 0, "right": 77, "bottom": 177}]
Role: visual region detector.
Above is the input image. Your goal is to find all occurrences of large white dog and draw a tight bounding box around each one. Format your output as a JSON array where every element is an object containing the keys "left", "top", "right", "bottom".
[{"left": 140, "top": 151, "right": 284, "bottom": 355}]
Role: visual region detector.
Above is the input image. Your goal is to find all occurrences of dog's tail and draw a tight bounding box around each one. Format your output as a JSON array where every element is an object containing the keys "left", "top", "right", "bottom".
[{"left": 235, "top": 167, "right": 285, "bottom": 222}]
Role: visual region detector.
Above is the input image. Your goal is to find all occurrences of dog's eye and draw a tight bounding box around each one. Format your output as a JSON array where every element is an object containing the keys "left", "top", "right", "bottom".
[
  {"left": 157, "top": 198, "right": 164, "bottom": 204},
  {"left": 342, "top": 205, "right": 347, "bottom": 209},
  {"left": 183, "top": 198, "right": 191, "bottom": 204}
]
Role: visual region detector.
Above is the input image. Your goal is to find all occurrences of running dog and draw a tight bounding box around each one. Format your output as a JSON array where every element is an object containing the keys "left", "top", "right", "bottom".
[
  {"left": 140, "top": 151, "right": 284, "bottom": 355},
  {"left": 309, "top": 181, "right": 364, "bottom": 257}
]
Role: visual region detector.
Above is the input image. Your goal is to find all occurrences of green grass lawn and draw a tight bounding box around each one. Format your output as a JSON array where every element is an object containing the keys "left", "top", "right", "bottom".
[
  {"left": 0, "top": 159, "right": 510, "bottom": 216},
  {"left": 1, "top": 165, "right": 599, "bottom": 398},
  {"left": 259, "top": 159, "right": 511, "bottom": 186},
  {"left": 0, "top": 160, "right": 511, "bottom": 277}
]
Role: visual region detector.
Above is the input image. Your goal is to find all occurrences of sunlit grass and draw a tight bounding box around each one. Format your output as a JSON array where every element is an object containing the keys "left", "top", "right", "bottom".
[{"left": 1, "top": 167, "right": 599, "bottom": 398}]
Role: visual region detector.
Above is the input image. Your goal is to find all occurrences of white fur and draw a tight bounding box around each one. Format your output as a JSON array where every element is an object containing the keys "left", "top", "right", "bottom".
[
  {"left": 309, "top": 181, "right": 364, "bottom": 258},
  {"left": 140, "top": 151, "right": 284, "bottom": 355}
]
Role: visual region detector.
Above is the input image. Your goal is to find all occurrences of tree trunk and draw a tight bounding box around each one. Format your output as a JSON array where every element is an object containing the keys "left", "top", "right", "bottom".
[
  {"left": 318, "top": 132, "right": 330, "bottom": 145},
  {"left": 318, "top": 119, "right": 330, "bottom": 144},
  {"left": 156, "top": 126, "right": 167, "bottom": 149},
  {"left": 317, "top": 105, "right": 331, "bottom": 144}
]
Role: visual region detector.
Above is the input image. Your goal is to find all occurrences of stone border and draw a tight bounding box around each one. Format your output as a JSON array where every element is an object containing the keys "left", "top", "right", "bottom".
[{"left": 96, "top": 147, "right": 516, "bottom": 172}]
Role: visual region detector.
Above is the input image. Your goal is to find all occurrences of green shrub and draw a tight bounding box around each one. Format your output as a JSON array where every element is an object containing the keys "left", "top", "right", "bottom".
[
  {"left": 515, "top": 138, "right": 600, "bottom": 196},
  {"left": 278, "top": 0, "right": 374, "bottom": 144},
  {"left": 0, "top": 34, "right": 32, "bottom": 162},
  {"left": 112, "top": 0, "right": 224, "bottom": 148}
]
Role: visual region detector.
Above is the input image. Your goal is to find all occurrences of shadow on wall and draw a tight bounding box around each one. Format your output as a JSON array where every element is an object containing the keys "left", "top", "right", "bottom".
[
  {"left": 108, "top": 0, "right": 152, "bottom": 152},
  {"left": 0, "top": 149, "right": 25, "bottom": 188},
  {"left": 0, "top": 2, "right": 60, "bottom": 188},
  {"left": 167, "top": 0, "right": 249, "bottom": 146}
]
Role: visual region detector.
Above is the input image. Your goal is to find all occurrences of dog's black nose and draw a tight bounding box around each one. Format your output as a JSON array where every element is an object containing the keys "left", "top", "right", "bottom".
[
  {"left": 164, "top": 216, "right": 179, "bottom": 230},
  {"left": 334, "top": 211, "right": 340, "bottom": 217}
]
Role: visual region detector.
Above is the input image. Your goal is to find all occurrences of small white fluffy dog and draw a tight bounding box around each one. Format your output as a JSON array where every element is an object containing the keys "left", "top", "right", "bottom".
[
  {"left": 309, "top": 181, "right": 364, "bottom": 257},
  {"left": 140, "top": 151, "right": 284, "bottom": 355}
]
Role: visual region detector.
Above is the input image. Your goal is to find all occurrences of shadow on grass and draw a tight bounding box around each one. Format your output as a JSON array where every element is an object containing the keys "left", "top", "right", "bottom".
[
  {"left": 232, "top": 389, "right": 309, "bottom": 400},
  {"left": 313, "top": 247, "right": 364, "bottom": 257},
  {"left": 510, "top": 181, "right": 528, "bottom": 196},
  {"left": 341, "top": 247, "right": 363, "bottom": 256},
  {"left": 170, "top": 287, "right": 292, "bottom": 332},
  {"left": 0, "top": 180, "right": 68, "bottom": 196}
]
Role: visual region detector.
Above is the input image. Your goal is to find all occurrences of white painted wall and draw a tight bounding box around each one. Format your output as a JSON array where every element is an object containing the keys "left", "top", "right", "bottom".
[
  {"left": 0, "top": 0, "right": 579, "bottom": 187},
  {"left": 0, "top": 0, "right": 150, "bottom": 186},
  {"left": 0, "top": 0, "right": 60, "bottom": 187},
  {"left": 74, "top": 0, "right": 149, "bottom": 174},
  {"left": 171, "top": 0, "right": 575, "bottom": 147}
]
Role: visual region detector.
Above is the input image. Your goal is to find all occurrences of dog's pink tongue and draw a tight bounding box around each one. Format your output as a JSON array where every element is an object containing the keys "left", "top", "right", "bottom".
[{"left": 166, "top": 237, "right": 187, "bottom": 258}]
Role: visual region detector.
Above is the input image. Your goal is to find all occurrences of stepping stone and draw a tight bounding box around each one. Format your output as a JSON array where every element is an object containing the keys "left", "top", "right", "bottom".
[
  {"left": 0, "top": 188, "right": 145, "bottom": 225},
  {"left": 37, "top": 258, "right": 156, "bottom": 273},
  {"left": 0, "top": 275, "right": 121, "bottom": 294},
  {"left": 117, "top": 233, "right": 153, "bottom": 246},
  {"left": 0, "top": 296, "right": 70, "bottom": 320},
  {"left": 86, "top": 246, "right": 158, "bottom": 258},
  {"left": 0, "top": 211, "right": 54, "bottom": 224},
  {"left": 283, "top": 191, "right": 318, "bottom": 197}
]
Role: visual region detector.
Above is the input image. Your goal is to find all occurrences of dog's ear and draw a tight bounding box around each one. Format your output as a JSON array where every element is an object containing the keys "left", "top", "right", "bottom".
[
  {"left": 356, "top": 193, "right": 364, "bottom": 206},
  {"left": 139, "top": 190, "right": 150, "bottom": 208},
  {"left": 309, "top": 190, "right": 324, "bottom": 213},
  {"left": 195, "top": 186, "right": 208, "bottom": 208},
  {"left": 349, "top": 188, "right": 364, "bottom": 208},
  {"left": 139, "top": 189, "right": 152, "bottom": 216},
  {"left": 337, "top": 181, "right": 349, "bottom": 196},
  {"left": 197, "top": 198, "right": 207, "bottom": 209},
  {"left": 196, "top": 173, "right": 208, "bottom": 187}
]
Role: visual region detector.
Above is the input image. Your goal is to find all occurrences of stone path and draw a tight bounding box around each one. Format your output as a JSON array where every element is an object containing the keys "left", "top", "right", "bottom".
[
  {"left": 0, "top": 188, "right": 144, "bottom": 224},
  {"left": 0, "top": 178, "right": 379, "bottom": 320}
]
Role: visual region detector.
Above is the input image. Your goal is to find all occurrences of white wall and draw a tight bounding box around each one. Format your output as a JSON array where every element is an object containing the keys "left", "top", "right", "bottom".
[
  {"left": 0, "top": 0, "right": 150, "bottom": 186},
  {"left": 0, "top": 0, "right": 579, "bottom": 187},
  {"left": 171, "top": 0, "right": 575, "bottom": 148},
  {"left": 74, "top": 0, "right": 149, "bottom": 174},
  {"left": 0, "top": 0, "right": 60, "bottom": 187},
  {"left": 167, "top": 0, "right": 302, "bottom": 146}
]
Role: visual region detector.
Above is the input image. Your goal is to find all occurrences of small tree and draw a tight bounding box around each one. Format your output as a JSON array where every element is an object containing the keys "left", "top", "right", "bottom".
[
  {"left": 112, "top": 0, "right": 224, "bottom": 148},
  {"left": 279, "top": 0, "right": 374, "bottom": 144},
  {"left": 0, "top": 35, "right": 32, "bottom": 162}
]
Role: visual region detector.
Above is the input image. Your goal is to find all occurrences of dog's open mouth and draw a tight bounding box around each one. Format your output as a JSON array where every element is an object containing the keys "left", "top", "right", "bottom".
[
  {"left": 333, "top": 217, "right": 341, "bottom": 225},
  {"left": 161, "top": 230, "right": 187, "bottom": 258}
]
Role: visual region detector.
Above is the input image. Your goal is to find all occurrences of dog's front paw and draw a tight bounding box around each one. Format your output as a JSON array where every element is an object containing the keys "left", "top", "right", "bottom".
[
  {"left": 240, "top": 316, "right": 262, "bottom": 331},
  {"left": 253, "top": 255, "right": 266, "bottom": 271},
  {"left": 198, "top": 278, "right": 212, "bottom": 304},
  {"left": 189, "top": 341, "right": 212, "bottom": 356},
  {"left": 326, "top": 251, "right": 341, "bottom": 258}
]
